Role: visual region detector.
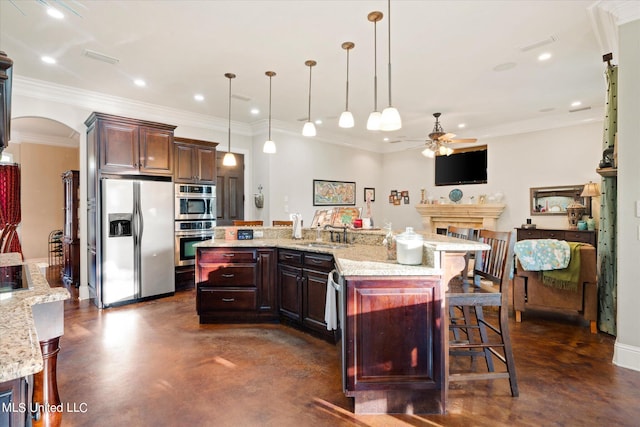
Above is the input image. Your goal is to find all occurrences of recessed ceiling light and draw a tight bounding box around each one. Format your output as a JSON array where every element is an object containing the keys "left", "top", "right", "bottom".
[
  {"left": 571, "top": 101, "right": 582, "bottom": 107},
  {"left": 315, "top": 119, "right": 322, "bottom": 125},
  {"left": 194, "top": 94, "right": 204, "bottom": 101},
  {"left": 383, "top": 137, "right": 390, "bottom": 142},
  {"left": 47, "top": 7, "right": 64, "bottom": 19},
  {"left": 41, "top": 56, "right": 56, "bottom": 64},
  {"left": 250, "top": 108, "right": 260, "bottom": 115},
  {"left": 538, "top": 52, "right": 552, "bottom": 61},
  {"left": 134, "top": 79, "right": 146, "bottom": 87},
  {"left": 458, "top": 123, "right": 466, "bottom": 129}
]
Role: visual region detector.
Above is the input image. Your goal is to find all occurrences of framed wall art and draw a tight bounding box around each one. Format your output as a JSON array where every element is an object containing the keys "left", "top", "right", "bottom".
[
  {"left": 364, "top": 187, "right": 375, "bottom": 202},
  {"left": 313, "top": 179, "right": 356, "bottom": 206}
]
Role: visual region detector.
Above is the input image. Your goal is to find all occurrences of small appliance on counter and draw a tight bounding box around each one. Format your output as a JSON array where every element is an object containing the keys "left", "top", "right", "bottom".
[{"left": 237, "top": 229, "right": 254, "bottom": 240}]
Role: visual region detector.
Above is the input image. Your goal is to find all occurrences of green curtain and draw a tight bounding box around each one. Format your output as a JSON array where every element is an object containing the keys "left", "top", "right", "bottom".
[{"left": 597, "top": 65, "right": 617, "bottom": 335}]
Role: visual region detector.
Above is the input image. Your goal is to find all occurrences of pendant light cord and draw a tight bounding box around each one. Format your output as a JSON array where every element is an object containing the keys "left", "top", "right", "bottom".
[
  {"left": 373, "top": 19, "right": 378, "bottom": 111},
  {"left": 268, "top": 74, "right": 272, "bottom": 140},
  {"left": 227, "top": 75, "right": 232, "bottom": 153},
  {"left": 387, "top": 0, "right": 392, "bottom": 107},
  {"left": 345, "top": 48, "right": 350, "bottom": 110},
  {"left": 307, "top": 64, "right": 313, "bottom": 121}
]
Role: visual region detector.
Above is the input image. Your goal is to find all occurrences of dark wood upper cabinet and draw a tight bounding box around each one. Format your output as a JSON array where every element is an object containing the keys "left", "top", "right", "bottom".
[
  {"left": 86, "top": 112, "right": 176, "bottom": 176},
  {"left": 173, "top": 136, "right": 218, "bottom": 184},
  {"left": 0, "top": 51, "right": 13, "bottom": 154}
]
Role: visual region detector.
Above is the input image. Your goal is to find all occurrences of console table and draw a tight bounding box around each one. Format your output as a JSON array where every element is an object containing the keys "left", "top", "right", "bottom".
[{"left": 513, "top": 227, "right": 598, "bottom": 333}]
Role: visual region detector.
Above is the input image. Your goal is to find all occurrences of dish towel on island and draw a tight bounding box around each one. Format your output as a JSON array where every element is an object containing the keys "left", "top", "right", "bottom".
[
  {"left": 324, "top": 273, "right": 338, "bottom": 331},
  {"left": 541, "top": 242, "right": 585, "bottom": 291}
]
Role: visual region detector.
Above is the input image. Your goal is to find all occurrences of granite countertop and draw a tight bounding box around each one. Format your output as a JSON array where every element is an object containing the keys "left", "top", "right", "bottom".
[
  {"left": 0, "top": 254, "right": 70, "bottom": 382},
  {"left": 196, "top": 231, "right": 489, "bottom": 277}
]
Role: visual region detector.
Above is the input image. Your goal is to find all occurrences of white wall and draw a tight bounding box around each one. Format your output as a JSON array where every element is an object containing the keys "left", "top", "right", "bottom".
[
  {"left": 252, "top": 128, "right": 384, "bottom": 227},
  {"left": 380, "top": 122, "right": 603, "bottom": 232},
  {"left": 615, "top": 18, "right": 640, "bottom": 370}
]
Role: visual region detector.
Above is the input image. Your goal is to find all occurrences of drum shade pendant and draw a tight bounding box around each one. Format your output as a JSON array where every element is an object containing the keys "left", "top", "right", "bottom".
[
  {"left": 222, "top": 72, "right": 237, "bottom": 167},
  {"left": 366, "top": 11, "right": 383, "bottom": 131},
  {"left": 338, "top": 42, "right": 355, "bottom": 129},
  {"left": 302, "top": 60, "right": 317, "bottom": 137},
  {"left": 380, "top": 0, "right": 402, "bottom": 131},
  {"left": 263, "top": 71, "right": 277, "bottom": 154}
]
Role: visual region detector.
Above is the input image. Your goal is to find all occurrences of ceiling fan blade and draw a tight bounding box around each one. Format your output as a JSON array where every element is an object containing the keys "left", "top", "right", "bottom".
[
  {"left": 389, "top": 138, "right": 425, "bottom": 143},
  {"left": 442, "top": 132, "right": 457, "bottom": 140},
  {"left": 449, "top": 138, "right": 478, "bottom": 143}
]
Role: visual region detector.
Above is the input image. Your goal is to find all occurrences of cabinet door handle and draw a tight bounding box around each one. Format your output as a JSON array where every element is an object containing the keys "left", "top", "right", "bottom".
[
  {"left": 223, "top": 254, "right": 235, "bottom": 257},
  {"left": 309, "top": 259, "right": 322, "bottom": 264},
  {"left": 221, "top": 298, "right": 235, "bottom": 302},
  {"left": 284, "top": 255, "right": 294, "bottom": 260},
  {"left": 221, "top": 273, "right": 235, "bottom": 278}
]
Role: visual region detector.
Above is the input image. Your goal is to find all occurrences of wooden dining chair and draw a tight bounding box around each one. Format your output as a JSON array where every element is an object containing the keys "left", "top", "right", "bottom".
[
  {"left": 272, "top": 220, "right": 293, "bottom": 226},
  {"left": 232, "top": 220, "right": 264, "bottom": 226},
  {"left": 447, "top": 229, "right": 518, "bottom": 397}
]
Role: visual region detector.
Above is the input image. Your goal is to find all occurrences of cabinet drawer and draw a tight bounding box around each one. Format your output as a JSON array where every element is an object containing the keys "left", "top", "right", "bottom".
[
  {"left": 517, "top": 229, "right": 542, "bottom": 240},
  {"left": 279, "top": 249, "right": 303, "bottom": 266},
  {"left": 198, "top": 288, "right": 257, "bottom": 311},
  {"left": 564, "top": 231, "right": 594, "bottom": 244},
  {"left": 304, "top": 253, "right": 334, "bottom": 271},
  {"left": 539, "top": 230, "right": 565, "bottom": 240},
  {"left": 200, "top": 265, "right": 256, "bottom": 286},
  {"left": 198, "top": 248, "right": 256, "bottom": 264}
]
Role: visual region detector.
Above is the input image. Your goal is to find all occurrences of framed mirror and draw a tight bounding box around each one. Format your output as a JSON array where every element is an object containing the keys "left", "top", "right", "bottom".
[{"left": 530, "top": 185, "right": 588, "bottom": 216}]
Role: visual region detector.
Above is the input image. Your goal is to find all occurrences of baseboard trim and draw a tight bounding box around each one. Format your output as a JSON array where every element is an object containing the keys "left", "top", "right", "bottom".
[{"left": 613, "top": 341, "right": 640, "bottom": 372}]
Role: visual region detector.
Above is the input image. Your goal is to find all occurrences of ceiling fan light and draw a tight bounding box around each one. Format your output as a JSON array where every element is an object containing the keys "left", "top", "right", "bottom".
[
  {"left": 367, "top": 111, "right": 382, "bottom": 130},
  {"left": 380, "top": 106, "right": 402, "bottom": 131},
  {"left": 339, "top": 111, "right": 354, "bottom": 128},
  {"left": 438, "top": 145, "right": 448, "bottom": 156},
  {"left": 263, "top": 140, "right": 276, "bottom": 154},
  {"left": 421, "top": 147, "right": 435, "bottom": 158},
  {"left": 446, "top": 147, "right": 454, "bottom": 156},
  {"left": 223, "top": 152, "right": 237, "bottom": 166},
  {"left": 302, "top": 121, "right": 316, "bottom": 137}
]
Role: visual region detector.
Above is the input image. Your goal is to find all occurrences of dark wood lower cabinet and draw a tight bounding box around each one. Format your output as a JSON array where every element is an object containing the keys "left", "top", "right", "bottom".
[
  {"left": 196, "top": 247, "right": 277, "bottom": 323},
  {"left": 0, "top": 377, "right": 30, "bottom": 427},
  {"left": 345, "top": 276, "right": 445, "bottom": 414},
  {"left": 277, "top": 249, "right": 336, "bottom": 342}
]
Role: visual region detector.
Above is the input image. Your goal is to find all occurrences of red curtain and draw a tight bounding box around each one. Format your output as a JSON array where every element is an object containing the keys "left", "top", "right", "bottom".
[{"left": 0, "top": 164, "right": 23, "bottom": 255}]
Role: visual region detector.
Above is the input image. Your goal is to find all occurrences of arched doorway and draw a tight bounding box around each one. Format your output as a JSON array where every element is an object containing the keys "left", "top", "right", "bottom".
[{"left": 6, "top": 116, "right": 79, "bottom": 262}]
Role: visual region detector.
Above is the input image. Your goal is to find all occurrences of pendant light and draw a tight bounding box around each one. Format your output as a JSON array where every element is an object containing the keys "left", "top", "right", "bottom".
[
  {"left": 338, "top": 42, "right": 355, "bottom": 128},
  {"left": 380, "top": 0, "right": 402, "bottom": 131},
  {"left": 302, "top": 60, "right": 317, "bottom": 137},
  {"left": 366, "top": 11, "right": 383, "bottom": 131},
  {"left": 263, "top": 71, "right": 277, "bottom": 154},
  {"left": 222, "top": 72, "right": 237, "bottom": 167}
]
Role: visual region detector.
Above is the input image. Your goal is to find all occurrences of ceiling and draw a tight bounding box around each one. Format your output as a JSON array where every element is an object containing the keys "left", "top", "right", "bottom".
[{"left": 0, "top": 1, "right": 623, "bottom": 152}]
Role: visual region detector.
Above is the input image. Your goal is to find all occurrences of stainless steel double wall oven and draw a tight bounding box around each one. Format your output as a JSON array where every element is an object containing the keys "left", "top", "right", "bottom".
[{"left": 174, "top": 183, "right": 215, "bottom": 266}]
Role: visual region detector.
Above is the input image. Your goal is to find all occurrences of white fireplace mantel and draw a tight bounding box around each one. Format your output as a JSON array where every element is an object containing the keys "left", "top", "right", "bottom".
[{"left": 415, "top": 203, "right": 506, "bottom": 233}]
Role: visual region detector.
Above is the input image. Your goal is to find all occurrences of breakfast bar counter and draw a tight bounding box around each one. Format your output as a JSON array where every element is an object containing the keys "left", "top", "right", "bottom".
[{"left": 196, "top": 228, "right": 489, "bottom": 415}]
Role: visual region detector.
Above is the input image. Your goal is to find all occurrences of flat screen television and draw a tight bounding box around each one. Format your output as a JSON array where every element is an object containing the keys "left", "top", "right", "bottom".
[{"left": 435, "top": 147, "right": 487, "bottom": 186}]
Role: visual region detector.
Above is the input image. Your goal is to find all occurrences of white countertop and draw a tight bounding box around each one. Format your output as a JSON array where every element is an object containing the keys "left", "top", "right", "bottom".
[{"left": 0, "top": 254, "right": 70, "bottom": 382}]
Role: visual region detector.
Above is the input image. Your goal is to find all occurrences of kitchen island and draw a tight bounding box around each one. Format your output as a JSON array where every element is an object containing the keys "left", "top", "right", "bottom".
[
  {"left": 195, "top": 228, "right": 489, "bottom": 415},
  {"left": 0, "top": 253, "right": 70, "bottom": 427}
]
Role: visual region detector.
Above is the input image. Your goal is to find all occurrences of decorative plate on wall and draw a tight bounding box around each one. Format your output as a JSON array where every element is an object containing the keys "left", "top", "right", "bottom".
[{"left": 449, "top": 188, "right": 463, "bottom": 203}]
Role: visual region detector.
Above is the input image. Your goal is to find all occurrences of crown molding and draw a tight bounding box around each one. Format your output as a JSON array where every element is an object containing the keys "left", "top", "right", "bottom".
[{"left": 13, "top": 75, "right": 253, "bottom": 136}]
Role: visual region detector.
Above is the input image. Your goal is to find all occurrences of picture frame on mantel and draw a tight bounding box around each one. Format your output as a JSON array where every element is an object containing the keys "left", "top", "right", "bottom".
[{"left": 313, "top": 179, "right": 356, "bottom": 206}]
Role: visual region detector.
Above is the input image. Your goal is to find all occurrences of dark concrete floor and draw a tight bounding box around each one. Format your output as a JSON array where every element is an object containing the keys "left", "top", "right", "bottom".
[{"left": 49, "top": 267, "right": 640, "bottom": 427}]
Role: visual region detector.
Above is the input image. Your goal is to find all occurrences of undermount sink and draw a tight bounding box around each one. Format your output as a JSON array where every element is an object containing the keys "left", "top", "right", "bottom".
[{"left": 303, "top": 242, "right": 349, "bottom": 249}]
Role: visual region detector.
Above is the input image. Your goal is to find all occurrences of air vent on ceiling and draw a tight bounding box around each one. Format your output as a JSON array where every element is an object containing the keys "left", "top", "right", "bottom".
[
  {"left": 520, "top": 35, "right": 558, "bottom": 52},
  {"left": 82, "top": 49, "right": 119, "bottom": 65},
  {"left": 231, "top": 94, "right": 251, "bottom": 102},
  {"left": 569, "top": 106, "right": 592, "bottom": 113}
]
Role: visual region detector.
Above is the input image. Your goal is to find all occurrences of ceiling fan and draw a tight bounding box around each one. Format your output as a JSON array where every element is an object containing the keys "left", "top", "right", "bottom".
[{"left": 421, "top": 112, "right": 478, "bottom": 157}]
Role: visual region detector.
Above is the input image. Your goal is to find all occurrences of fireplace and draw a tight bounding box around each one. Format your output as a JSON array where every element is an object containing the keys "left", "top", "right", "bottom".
[{"left": 415, "top": 203, "right": 506, "bottom": 233}]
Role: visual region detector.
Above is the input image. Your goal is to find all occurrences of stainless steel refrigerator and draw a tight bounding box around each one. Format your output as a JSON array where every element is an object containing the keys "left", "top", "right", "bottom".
[{"left": 100, "top": 178, "right": 174, "bottom": 307}]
